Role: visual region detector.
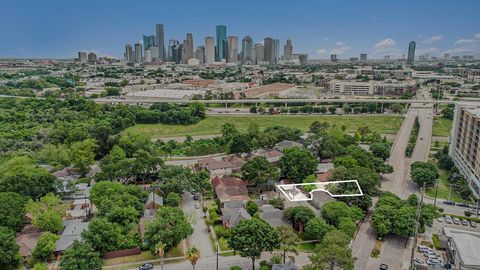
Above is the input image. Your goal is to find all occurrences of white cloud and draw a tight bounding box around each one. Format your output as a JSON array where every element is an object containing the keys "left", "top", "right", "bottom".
[
  {"left": 475, "top": 33, "right": 480, "bottom": 39},
  {"left": 371, "top": 38, "right": 402, "bottom": 57},
  {"left": 316, "top": 48, "right": 327, "bottom": 54},
  {"left": 373, "top": 38, "right": 396, "bottom": 50},
  {"left": 422, "top": 35, "right": 443, "bottom": 44},
  {"left": 454, "top": 39, "right": 477, "bottom": 45},
  {"left": 331, "top": 41, "right": 351, "bottom": 54}
]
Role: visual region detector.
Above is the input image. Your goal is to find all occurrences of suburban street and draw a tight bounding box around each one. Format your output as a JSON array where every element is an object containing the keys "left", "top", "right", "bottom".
[
  {"left": 181, "top": 192, "right": 215, "bottom": 258},
  {"left": 352, "top": 87, "right": 435, "bottom": 270}
]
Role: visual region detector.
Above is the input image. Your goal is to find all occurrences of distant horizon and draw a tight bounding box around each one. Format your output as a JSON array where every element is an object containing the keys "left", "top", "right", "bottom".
[{"left": 1, "top": 0, "right": 479, "bottom": 59}]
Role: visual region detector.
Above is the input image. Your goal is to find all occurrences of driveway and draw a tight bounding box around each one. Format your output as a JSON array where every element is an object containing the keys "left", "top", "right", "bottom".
[{"left": 182, "top": 192, "right": 215, "bottom": 257}]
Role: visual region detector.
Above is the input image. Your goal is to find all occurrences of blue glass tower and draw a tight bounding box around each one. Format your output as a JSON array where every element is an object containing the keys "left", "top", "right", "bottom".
[{"left": 216, "top": 25, "right": 227, "bottom": 62}]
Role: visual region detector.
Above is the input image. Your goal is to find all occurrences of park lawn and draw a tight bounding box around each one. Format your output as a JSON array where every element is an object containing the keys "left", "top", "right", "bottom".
[
  {"left": 425, "top": 168, "right": 471, "bottom": 205},
  {"left": 432, "top": 116, "right": 453, "bottom": 137},
  {"left": 126, "top": 114, "right": 404, "bottom": 139}
]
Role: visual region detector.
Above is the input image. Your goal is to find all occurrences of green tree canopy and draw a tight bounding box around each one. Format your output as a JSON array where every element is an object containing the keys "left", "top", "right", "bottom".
[
  {"left": 32, "top": 232, "right": 59, "bottom": 262},
  {"left": 304, "top": 217, "right": 334, "bottom": 241},
  {"left": 0, "top": 192, "right": 27, "bottom": 232},
  {"left": 228, "top": 219, "right": 280, "bottom": 270},
  {"left": 82, "top": 218, "right": 123, "bottom": 255},
  {"left": 59, "top": 241, "right": 103, "bottom": 270},
  {"left": 144, "top": 206, "right": 193, "bottom": 253},
  {"left": 69, "top": 139, "right": 97, "bottom": 176},
  {"left": 0, "top": 156, "right": 57, "bottom": 200},
  {"left": 284, "top": 206, "right": 316, "bottom": 232},
  {"left": 0, "top": 226, "right": 20, "bottom": 268},
  {"left": 241, "top": 156, "right": 279, "bottom": 186},
  {"left": 280, "top": 147, "right": 317, "bottom": 183}
]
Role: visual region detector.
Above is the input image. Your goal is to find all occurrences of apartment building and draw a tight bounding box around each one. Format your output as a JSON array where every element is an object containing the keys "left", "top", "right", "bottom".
[{"left": 449, "top": 103, "right": 480, "bottom": 195}]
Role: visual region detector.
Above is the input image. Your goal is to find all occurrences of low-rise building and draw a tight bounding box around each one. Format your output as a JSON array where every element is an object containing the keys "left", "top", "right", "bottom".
[
  {"left": 443, "top": 227, "right": 480, "bottom": 269},
  {"left": 329, "top": 79, "right": 416, "bottom": 95}
]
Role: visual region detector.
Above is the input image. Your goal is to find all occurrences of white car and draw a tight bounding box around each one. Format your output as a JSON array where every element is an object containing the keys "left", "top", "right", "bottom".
[
  {"left": 426, "top": 258, "right": 442, "bottom": 266},
  {"left": 444, "top": 215, "right": 453, "bottom": 224}
]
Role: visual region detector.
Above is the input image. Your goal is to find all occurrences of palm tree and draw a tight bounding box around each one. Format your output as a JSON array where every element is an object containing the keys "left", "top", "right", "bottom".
[
  {"left": 155, "top": 242, "right": 166, "bottom": 270},
  {"left": 186, "top": 246, "right": 201, "bottom": 270}
]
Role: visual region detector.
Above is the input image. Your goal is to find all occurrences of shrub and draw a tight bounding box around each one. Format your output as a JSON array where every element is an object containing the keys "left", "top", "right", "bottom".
[
  {"left": 230, "top": 266, "right": 242, "bottom": 270},
  {"left": 432, "top": 234, "right": 443, "bottom": 250}
]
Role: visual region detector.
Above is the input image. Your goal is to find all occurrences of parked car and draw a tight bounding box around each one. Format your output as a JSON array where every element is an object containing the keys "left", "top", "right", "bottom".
[
  {"left": 413, "top": 258, "right": 425, "bottom": 265},
  {"left": 443, "top": 200, "right": 455, "bottom": 205},
  {"left": 436, "top": 217, "right": 444, "bottom": 222},
  {"left": 444, "top": 215, "right": 453, "bottom": 224},
  {"left": 456, "top": 202, "right": 470, "bottom": 208},
  {"left": 470, "top": 221, "right": 477, "bottom": 228},
  {"left": 426, "top": 258, "right": 442, "bottom": 266},
  {"left": 194, "top": 202, "right": 200, "bottom": 209},
  {"left": 452, "top": 217, "right": 461, "bottom": 225},
  {"left": 461, "top": 219, "right": 469, "bottom": 226},
  {"left": 379, "top": 264, "right": 389, "bottom": 270},
  {"left": 418, "top": 245, "right": 433, "bottom": 253},
  {"left": 193, "top": 194, "right": 199, "bottom": 200},
  {"left": 139, "top": 263, "right": 153, "bottom": 270},
  {"left": 424, "top": 253, "right": 439, "bottom": 260}
]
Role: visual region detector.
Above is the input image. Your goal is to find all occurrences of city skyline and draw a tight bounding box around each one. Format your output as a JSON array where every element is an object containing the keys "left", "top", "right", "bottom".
[{"left": 0, "top": 0, "right": 479, "bottom": 59}]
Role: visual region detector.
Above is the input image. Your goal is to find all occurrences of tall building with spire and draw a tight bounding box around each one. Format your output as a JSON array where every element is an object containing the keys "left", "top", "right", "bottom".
[
  {"left": 228, "top": 36, "right": 238, "bottom": 63},
  {"left": 241, "top": 36, "right": 253, "bottom": 65},
  {"left": 204, "top": 36, "right": 215, "bottom": 64},
  {"left": 155, "top": 24, "right": 165, "bottom": 62},
  {"left": 216, "top": 25, "right": 227, "bottom": 61},
  {"left": 283, "top": 38, "right": 293, "bottom": 61},
  {"left": 407, "top": 41, "right": 416, "bottom": 64}
]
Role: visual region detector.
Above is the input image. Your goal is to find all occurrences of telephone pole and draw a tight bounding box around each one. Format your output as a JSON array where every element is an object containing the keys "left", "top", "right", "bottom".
[{"left": 410, "top": 183, "right": 425, "bottom": 269}]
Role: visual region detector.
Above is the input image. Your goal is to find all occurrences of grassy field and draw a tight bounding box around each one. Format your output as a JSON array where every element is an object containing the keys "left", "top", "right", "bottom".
[
  {"left": 432, "top": 116, "right": 453, "bottom": 137},
  {"left": 126, "top": 114, "right": 404, "bottom": 139}
]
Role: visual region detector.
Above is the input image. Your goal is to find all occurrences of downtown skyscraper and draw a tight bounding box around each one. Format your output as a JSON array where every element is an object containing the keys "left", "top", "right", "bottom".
[
  {"left": 241, "top": 36, "right": 253, "bottom": 65},
  {"left": 228, "top": 36, "right": 238, "bottom": 63},
  {"left": 407, "top": 41, "right": 416, "bottom": 65},
  {"left": 155, "top": 24, "right": 165, "bottom": 62},
  {"left": 264, "top": 37, "right": 275, "bottom": 65},
  {"left": 283, "top": 38, "right": 293, "bottom": 61},
  {"left": 216, "top": 25, "right": 227, "bottom": 62},
  {"left": 204, "top": 36, "right": 215, "bottom": 64},
  {"left": 182, "top": 33, "right": 194, "bottom": 64}
]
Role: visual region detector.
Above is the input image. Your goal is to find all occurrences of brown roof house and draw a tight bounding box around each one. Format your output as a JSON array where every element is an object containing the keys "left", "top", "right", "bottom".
[
  {"left": 198, "top": 155, "right": 246, "bottom": 177},
  {"left": 212, "top": 176, "right": 249, "bottom": 205}
]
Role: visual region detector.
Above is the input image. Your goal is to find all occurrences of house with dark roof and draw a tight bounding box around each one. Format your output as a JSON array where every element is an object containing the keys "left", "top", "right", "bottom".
[
  {"left": 260, "top": 204, "right": 292, "bottom": 227},
  {"left": 212, "top": 176, "right": 249, "bottom": 205},
  {"left": 55, "top": 219, "right": 89, "bottom": 253},
  {"left": 221, "top": 207, "right": 252, "bottom": 228},
  {"left": 198, "top": 154, "right": 246, "bottom": 176}
]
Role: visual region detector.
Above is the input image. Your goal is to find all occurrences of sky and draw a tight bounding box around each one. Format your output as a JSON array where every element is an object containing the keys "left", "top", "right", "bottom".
[{"left": 0, "top": 0, "right": 479, "bottom": 59}]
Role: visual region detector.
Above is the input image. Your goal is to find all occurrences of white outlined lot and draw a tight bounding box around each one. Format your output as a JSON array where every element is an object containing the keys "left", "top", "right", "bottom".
[{"left": 276, "top": 180, "right": 363, "bottom": 202}]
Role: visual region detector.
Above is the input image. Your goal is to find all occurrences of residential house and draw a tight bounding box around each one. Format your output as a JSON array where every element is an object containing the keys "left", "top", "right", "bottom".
[
  {"left": 272, "top": 262, "right": 299, "bottom": 270},
  {"left": 221, "top": 207, "right": 252, "bottom": 228},
  {"left": 316, "top": 163, "right": 334, "bottom": 182},
  {"left": 15, "top": 226, "right": 42, "bottom": 258},
  {"left": 198, "top": 154, "right": 246, "bottom": 176},
  {"left": 260, "top": 204, "right": 291, "bottom": 227},
  {"left": 251, "top": 149, "right": 283, "bottom": 164},
  {"left": 198, "top": 157, "right": 233, "bottom": 176},
  {"left": 274, "top": 140, "right": 303, "bottom": 152},
  {"left": 54, "top": 219, "right": 89, "bottom": 253},
  {"left": 143, "top": 192, "right": 163, "bottom": 217},
  {"left": 212, "top": 176, "right": 249, "bottom": 205}
]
